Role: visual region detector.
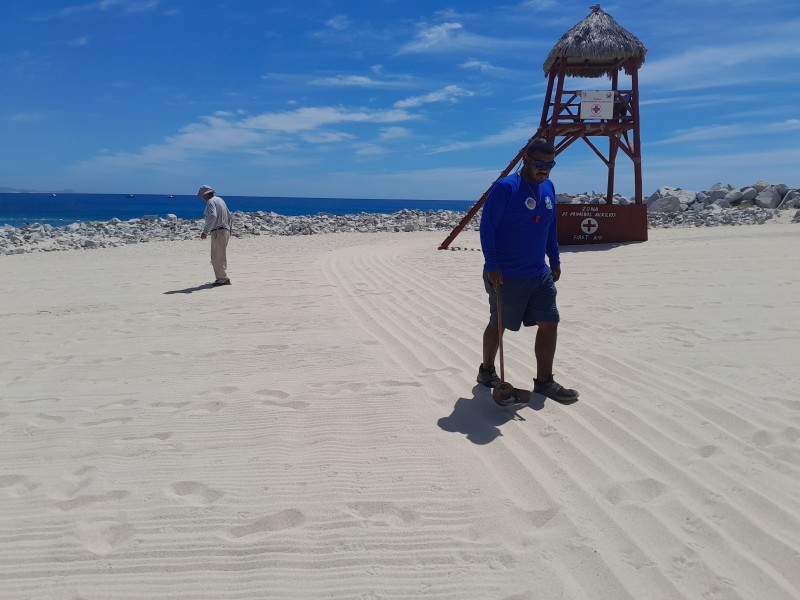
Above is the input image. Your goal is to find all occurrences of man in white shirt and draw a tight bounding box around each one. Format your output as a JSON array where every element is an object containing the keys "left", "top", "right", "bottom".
[{"left": 197, "top": 185, "right": 232, "bottom": 286}]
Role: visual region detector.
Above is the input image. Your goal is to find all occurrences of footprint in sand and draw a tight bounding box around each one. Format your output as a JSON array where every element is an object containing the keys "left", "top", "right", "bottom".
[
  {"left": 381, "top": 380, "right": 422, "bottom": 388},
  {"left": 187, "top": 400, "right": 226, "bottom": 414},
  {"left": 150, "top": 400, "right": 191, "bottom": 411},
  {"left": 421, "top": 367, "right": 460, "bottom": 376},
  {"left": 256, "top": 344, "right": 289, "bottom": 351},
  {"left": 0, "top": 474, "right": 38, "bottom": 496},
  {"left": 119, "top": 432, "right": 174, "bottom": 444},
  {"left": 697, "top": 444, "right": 718, "bottom": 458},
  {"left": 17, "top": 396, "right": 61, "bottom": 405},
  {"left": 753, "top": 427, "right": 800, "bottom": 447},
  {"left": 206, "top": 386, "right": 238, "bottom": 395},
  {"left": 347, "top": 501, "right": 421, "bottom": 527},
  {"left": 28, "top": 413, "right": 65, "bottom": 427},
  {"left": 165, "top": 481, "right": 224, "bottom": 506},
  {"left": 605, "top": 478, "right": 667, "bottom": 506},
  {"left": 99, "top": 398, "right": 139, "bottom": 409},
  {"left": 74, "top": 520, "right": 133, "bottom": 555},
  {"left": 79, "top": 417, "right": 133, "bottom": 428},
  {"left": 55, "top": 490, "right": 130, "bottom": 512},
  {"left": 255, "top": 389, "right": 308, "bottom": 409},
  {"left": 89, "top": 356, "right": 123, "bottom": 365},
  {"left": 256, "top": 389, "right": 290, "bottom": 399},
  {"left": 224, "top": 509, "right": 305, "bottom": 539}
]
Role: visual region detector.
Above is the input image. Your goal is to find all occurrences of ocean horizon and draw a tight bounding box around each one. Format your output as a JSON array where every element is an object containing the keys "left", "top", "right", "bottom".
[{"left": 0, "top": 193, "right": 474, "bottom": 229}]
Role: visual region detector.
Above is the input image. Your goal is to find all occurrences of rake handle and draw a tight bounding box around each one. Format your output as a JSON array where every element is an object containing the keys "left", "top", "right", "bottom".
[{"left": 496, "top": 286, "right": 505, "bottom": 383}]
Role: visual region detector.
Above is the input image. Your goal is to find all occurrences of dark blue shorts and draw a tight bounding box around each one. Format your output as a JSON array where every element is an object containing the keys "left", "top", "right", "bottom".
[{"left": 484, "top": 270, "right": 560, "bottom": 331}]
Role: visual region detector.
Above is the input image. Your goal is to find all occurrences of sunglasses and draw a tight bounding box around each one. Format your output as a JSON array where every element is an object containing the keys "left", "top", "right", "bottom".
[{"left": 531, "top": 159, "right": 556, "bottom": 169}]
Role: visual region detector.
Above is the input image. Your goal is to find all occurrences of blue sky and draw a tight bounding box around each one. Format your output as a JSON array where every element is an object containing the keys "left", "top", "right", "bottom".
[{"left": 2, "top": 0, "right": 799, "bottom": 199}]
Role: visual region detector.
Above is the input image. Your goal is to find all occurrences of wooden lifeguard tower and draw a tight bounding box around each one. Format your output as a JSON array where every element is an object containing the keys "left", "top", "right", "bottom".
[{"left": 439, "top": 5, "right": 648, "bottom": 249}]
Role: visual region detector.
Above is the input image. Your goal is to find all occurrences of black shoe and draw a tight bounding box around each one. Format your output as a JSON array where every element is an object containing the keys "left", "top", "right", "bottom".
[
  {"left": 476, "top": 364, "right": 501, "bottom": 388},
  {"left": 212, "top": 279, "right": 231, "bottom": 287},
  {"left": 533, "top": 376, "right": 579, "bottom": 403}
]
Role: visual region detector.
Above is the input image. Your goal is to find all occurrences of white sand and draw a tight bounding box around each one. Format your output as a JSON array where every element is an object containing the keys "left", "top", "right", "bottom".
[{"left": 1, "top": 223, "right": 798, "bottom": 599}]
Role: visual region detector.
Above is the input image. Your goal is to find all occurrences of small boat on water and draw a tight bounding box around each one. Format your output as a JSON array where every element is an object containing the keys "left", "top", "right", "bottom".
[
  {"left": 127, "top": 194, "right": 134, "bottom": 198},
  {"left": 167, "top": 195, "right": 175, "bottom": 198},
  {"left": 50, "top": 193, "right": 57, "bottom": 197}
]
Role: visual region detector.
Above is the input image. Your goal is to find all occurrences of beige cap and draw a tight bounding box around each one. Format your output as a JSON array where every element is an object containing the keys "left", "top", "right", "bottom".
[{"left": 197, "top": 185, "right": 215, "bottom": 198}]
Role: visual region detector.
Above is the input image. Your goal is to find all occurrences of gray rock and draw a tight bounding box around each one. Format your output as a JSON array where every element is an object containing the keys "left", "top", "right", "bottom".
[
  {"left": 648, "top": 196, "right": 683, "bottom": 213},
  {"left": 708, "top": 189, "right": 729, "bottom": 202},
  {"left": 778, "top": 190, "right": 800, "bottom": 210},
  {"left": 754, "top": 188, "right": 782, "bottom": 209},
  {"left": 724, "top": 190, "right": 743, "bottom": 203},
  {"left": 751, "top": 180, "right": 771, "bottom": 192},
  {"left": 740, "top": 187, "right": 758, "bottom": 202}
]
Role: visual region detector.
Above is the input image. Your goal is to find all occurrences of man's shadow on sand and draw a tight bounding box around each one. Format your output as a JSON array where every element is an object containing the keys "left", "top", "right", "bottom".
[
  {"left": 164, "top": 283, "right": 216, "bottom": 294},
  {"left": 437, "top": 385, "right": 577, "bottom": 445}
]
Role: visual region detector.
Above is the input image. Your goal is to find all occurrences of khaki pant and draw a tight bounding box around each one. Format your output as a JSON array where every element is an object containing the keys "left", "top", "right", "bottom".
[{"left": 210, "top": 229, "right": 230, "bottom": 280}]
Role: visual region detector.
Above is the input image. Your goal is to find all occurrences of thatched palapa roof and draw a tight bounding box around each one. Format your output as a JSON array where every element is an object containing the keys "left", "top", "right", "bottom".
[{"left": 542, "top": 5, "right": 647, "bottom": 78}]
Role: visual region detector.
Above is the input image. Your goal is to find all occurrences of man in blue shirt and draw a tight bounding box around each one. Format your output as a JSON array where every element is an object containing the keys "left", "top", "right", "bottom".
[{"left": 478, "top": 138, "right": 579, "bottom": 403}]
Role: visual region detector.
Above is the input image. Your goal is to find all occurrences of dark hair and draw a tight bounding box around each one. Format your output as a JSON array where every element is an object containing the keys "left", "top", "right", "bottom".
[{"left": 524, "top": 137, "right": 555, "bottom": 156}]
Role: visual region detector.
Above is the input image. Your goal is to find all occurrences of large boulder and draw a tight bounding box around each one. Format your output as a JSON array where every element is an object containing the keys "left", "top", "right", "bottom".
[
  {"left": 648, "top": 195, "right": 683, "bottom": 213},
  {"left": 647, "top": 186, "right": 697, "bottom": 207},
  {"left": 724, "top": 190, "right": 743, "bottom": 204},
  {"left": 754, "top": 188, "right": 782, "bottom": 209},
  {"left": 751, "top": 180, "right": 771, "bottom": 192},
  {"left": 740, "top": 187, "right": 758, "bottom": 203},
  {"left": 778, "top": 189, "right": 800, "bottom": 210}
]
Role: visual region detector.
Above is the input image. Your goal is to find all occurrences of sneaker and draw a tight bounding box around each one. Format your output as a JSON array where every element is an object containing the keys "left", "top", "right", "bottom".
[
  {"left": 477, "top": 364, "right": 501, "bottom": 388},
  {"left": 212, "top": 279, "right": 231, "bottom": 287},
  {"left": 533, "top": 376, "right": 579, "bottom": 403}
]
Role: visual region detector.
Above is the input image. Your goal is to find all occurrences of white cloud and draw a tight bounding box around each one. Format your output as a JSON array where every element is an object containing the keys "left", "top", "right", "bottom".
[
  {"left": 400, "top": 22, "right": 463, "bottom": 53},
  {"left": 309, "top": 74, "right": 415, "bottom": 89},
  {"left": 641, "top": 40, "right": 800, "bottom": 90},
  {"left": 9, "top": 112, "right": 46, "bottom": 123},
  {"left": 301, "top": 131, "right": 356, "bottom": 144},
  {"left": 429, "top": 120, "right": 537, "bottom": 154},
  {"left": 654, "top": 118, "right": 800, "bottom": 145},
  {"left": 242, "top": 106, "right": 416, "bottom": 133},
  {"left": 394, "top": 85, "right": 474, "bottom": 109},
  {"left": 770, "top": 119, "right": 800, "bottom": 130},
  {"left": 653, "top": 124, "right": 746, "bottom": 145},
  {"left": 398, "top": 19, "right": 537, "bottom": 55},
  {"left": 355, "top": 144, "right": 386, "bottom": 157},
  {"left": 379, "top": 127, "right": 409, "bottom": 141},
  {"left": 36, "top": 0, "right": 160, "bottom": 19},
  {"left": 76, "top": 106, "right": 420, "bottom": 170},
  {"left": 325, "top": 15, "right": 350, "bottom": 31}
]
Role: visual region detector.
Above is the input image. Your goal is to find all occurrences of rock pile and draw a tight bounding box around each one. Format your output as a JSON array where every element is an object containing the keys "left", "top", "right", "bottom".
[
  {"left": 0, "top": 209, "right": 476, "bottom": 255},
  {"left": 2, "top": 182, "right": 798, "bottom": 255}
]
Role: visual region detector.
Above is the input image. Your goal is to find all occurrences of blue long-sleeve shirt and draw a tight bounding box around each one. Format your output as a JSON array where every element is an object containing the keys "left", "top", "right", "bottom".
[{"left": 479, "top": 173, "right": 560, "bottom": 278}]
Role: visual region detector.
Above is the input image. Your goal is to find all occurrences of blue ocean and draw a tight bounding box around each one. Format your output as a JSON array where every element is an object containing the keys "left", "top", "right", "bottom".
[{"left": 0, "top": 193, "right": 474, "bottom": 228}]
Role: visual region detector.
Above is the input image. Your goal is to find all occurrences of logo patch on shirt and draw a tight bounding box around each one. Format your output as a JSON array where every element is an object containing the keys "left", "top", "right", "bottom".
[
  {"left": 525, "top": 197, "right": 537, "bottom": 210},
  {"left": 545, "top": 196, "right": 553, "bottom": 210}
]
